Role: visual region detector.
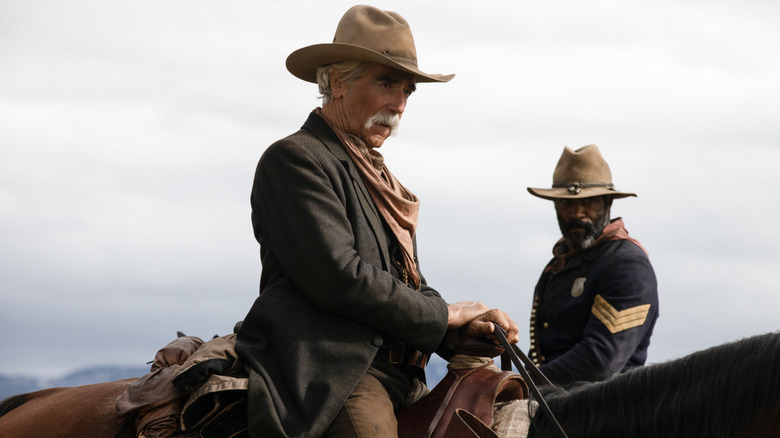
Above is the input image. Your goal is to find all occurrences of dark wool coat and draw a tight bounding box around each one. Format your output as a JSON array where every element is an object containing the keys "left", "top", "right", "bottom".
[
  {"left": 531, "top": 237, "right": 659, "bottom": 386},
  {"left": 235, "top": 113, "right": 449, "bottom": 438}
]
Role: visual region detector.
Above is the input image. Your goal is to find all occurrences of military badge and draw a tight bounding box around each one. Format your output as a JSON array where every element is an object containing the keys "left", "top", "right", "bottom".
[{"left": 571, "top": 277, "right": 586, "bottom": 297}]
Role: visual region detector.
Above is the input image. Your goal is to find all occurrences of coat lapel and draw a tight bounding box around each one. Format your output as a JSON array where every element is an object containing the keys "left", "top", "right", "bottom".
[{"left": 303, "top": 113, "right": 391, "bottom": 268}]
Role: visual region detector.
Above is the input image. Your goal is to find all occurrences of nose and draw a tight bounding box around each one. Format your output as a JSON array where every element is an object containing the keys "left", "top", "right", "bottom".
[
  {"left": 388, "top": 89, "right": 407, "bottom": 115},
  {"left": 571, "top": 202, "right": 587, "bottom": 218}
]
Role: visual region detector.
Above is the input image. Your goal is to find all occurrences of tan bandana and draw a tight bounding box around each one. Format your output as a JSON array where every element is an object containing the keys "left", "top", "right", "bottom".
[{"left": 315, "top": 108, "right": 422, "bottom": 290}]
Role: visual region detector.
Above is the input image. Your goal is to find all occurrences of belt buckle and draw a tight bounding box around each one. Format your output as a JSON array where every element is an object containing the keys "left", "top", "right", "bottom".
[{"left": 388, "top": 345, "right": 405, "bottom": 365}]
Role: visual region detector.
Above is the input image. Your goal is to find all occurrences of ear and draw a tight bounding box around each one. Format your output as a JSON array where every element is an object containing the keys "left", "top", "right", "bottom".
[{"left": 330, "top": 69, "right": 346, "bottom": 99}]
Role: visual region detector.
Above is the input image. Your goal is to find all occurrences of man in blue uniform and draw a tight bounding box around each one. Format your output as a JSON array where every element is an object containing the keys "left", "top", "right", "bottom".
[{"left": 526, "top": 144, "right": 659, "bottom": 386}]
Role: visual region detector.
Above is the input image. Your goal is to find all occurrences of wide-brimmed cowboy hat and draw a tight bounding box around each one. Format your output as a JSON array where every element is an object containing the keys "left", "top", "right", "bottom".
[
  {"left": 286, "top": 5, "right": 454, "bottom": 84},
  {"left": 528, "top": 144, "right": 637, "bottom": 200}
]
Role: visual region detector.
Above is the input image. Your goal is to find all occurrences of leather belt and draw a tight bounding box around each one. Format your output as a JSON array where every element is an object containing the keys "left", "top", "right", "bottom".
[
  {"left": 376, "top": 343, "right": 408, "bottom": 365},
  {"left": 375, "top": 344, "right": 429, "bottom": 371}
]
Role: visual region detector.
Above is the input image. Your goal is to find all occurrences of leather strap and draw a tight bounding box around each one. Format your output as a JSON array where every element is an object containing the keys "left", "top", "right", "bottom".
[
  {"left": 112, "top": 421, "right": 130, "bottom": 438},
  {"left": 425, "top": 363, "right": 492, "bottom": 437},
  {"left": 493, "top": 326, "right": 568, "bottom": 438},
  {"left": 443, "top": 409, "right": 499, "bottom": 438}
]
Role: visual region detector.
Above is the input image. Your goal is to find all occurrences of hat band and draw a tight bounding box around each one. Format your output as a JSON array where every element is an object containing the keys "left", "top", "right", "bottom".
[
  {"left": 552, "top": 182, "right": 614, "bottom": 195},
  {"left": 384, "top": 53, "right": 418, "bottom": 67}
]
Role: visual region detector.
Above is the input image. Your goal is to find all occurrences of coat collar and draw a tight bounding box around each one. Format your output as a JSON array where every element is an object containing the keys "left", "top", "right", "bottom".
[{"left": 302, "top": 112, "right": 351, "bottom": 161}]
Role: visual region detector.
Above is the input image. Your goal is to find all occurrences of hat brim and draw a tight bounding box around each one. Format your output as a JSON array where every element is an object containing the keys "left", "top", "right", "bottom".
[
  {"left": 527, "top": 186, "right": 637, "bottom": 201},
  {"left": 286, "top": 43, "right": 455, "bottom": 84}
]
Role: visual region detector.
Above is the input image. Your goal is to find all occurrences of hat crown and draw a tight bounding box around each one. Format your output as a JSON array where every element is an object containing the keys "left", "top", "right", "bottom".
[
  {"left": 552, "top": 145, "right": 613, "bottom": 186},
  {"left": 333, "top": 5, "right": 418, "bottom": 67}
]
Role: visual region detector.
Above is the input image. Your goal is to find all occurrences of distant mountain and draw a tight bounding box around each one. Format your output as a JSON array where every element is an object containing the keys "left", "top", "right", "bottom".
[
  {"left": 0, "top": 365, "right": 149, "bottom": 400},
  {"left": 0, "top": 374, "right": 42, "bottom": 401},
  {"left": 47, "top": 365, "right": 149, "bottom": 388}
]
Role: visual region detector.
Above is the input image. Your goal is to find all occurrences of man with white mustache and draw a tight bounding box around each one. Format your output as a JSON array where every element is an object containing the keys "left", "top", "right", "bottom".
[{"left": 235, "top": 5, "right": 519, "bottom": 438}]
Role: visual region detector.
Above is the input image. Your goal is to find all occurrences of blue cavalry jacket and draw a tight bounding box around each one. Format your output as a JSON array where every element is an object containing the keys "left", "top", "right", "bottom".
[{"left": 529, "top": 232, "right": 659, "bottom": 386}]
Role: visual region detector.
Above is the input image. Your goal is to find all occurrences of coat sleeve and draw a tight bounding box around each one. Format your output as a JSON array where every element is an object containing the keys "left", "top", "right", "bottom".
[
  {"left": 251, "top": 136, "right": 448, "bottom": 352},
  {"left": 540, "top": 242, "right": 659, "bottom": 384}
]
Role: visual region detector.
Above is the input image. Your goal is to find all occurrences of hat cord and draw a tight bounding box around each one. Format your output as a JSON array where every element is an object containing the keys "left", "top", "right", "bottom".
[{"left": 552, "top": 182, "right": 614, "bottom": 195}]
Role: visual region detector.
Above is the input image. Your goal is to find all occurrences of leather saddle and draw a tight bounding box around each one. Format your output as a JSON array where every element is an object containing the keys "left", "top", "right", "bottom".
[{"left": 396, "top": 337, "right": 528, "bottom": 438}]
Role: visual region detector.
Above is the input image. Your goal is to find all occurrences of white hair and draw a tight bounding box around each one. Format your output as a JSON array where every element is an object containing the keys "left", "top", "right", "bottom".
[{"left": 316, "top": 61, "right": 372, "bottom": 104}]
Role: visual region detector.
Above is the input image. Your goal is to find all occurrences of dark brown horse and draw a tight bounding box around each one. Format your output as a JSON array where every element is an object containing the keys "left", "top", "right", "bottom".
[
  {"left": 531, "top": 331, "right": 780, "bottom": 438},
  {"left": 2, "top": 332, "right": 779, "bottom": 437}
]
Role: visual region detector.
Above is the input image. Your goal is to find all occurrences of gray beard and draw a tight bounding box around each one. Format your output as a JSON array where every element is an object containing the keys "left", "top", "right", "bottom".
[
  {"left": 571, "top": 231, "right": 599, "bottom": 250},
  {"left": 559, "top": 211, "right": 611, "bottom": 251}
]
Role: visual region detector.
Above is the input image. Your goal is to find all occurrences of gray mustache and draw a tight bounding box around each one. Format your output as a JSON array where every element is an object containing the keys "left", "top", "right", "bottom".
[{"left": 365, "top": 112, "right": 400, "bottom": 130}]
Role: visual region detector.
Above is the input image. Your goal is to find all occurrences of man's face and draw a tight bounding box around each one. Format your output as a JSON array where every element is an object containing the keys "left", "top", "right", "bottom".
[
  {"left": 554, "top": 196, "right": 612, "bottom": 250},
  {"left": 332, "top": 63, "right": 416, "bottom": 149}
]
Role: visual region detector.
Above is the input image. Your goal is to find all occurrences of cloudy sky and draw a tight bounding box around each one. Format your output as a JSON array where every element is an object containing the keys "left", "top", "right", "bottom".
[{"left": 1, "top": 0, "right": 778, "bottom": 379}]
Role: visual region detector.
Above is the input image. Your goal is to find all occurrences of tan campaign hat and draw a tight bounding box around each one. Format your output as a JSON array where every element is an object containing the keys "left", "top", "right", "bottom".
[{"left": 528, "top": 144, "right": 637, "bottom": 200}]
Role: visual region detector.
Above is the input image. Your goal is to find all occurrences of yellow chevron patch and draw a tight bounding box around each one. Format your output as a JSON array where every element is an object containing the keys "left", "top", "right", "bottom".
[{"left": 591, "top": 295, "right": 651, "bottom": 334}]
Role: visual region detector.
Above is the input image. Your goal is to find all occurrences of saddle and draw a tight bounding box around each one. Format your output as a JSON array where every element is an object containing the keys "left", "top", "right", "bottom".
[{"left": 396, "top": 337, "right": 528, "bottom": 438}]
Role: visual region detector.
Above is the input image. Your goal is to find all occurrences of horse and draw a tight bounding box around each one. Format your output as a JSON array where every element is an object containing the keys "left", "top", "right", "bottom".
[
  {"left": 531, "top": 331, "right": 780, "bottom": 438},
  {"left": 0, "top": 378, "right": 137, "bottom": 438},
  {"left": 1, "top": 332, "right": 779, "bottom": 437}
]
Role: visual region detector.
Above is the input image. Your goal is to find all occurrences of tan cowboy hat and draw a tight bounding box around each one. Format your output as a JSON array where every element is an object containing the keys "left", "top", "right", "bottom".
[
  {"left": 286, "top": 5, "right": 455, "bottom": 84},
  {"left": 527, "top": 144, "right": 637, "bottom": 200}
]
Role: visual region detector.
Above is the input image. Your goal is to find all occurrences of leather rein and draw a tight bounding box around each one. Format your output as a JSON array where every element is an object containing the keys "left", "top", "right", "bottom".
[{"left": 493, "top": 326, "right": 569, "bottom": 438}]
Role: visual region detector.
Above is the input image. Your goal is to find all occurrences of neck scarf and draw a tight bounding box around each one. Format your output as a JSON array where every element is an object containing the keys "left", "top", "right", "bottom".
[
  {"left": 315, "top": 108, "right": 422, "bottom": 290},
  {"left": 545, "top": 217, "right": 647, "bottom": 275}
]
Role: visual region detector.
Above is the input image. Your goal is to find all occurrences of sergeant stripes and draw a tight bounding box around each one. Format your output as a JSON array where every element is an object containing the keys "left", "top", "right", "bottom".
[{"left": 591, "top": 295, "right": 651, "bottom": 334}]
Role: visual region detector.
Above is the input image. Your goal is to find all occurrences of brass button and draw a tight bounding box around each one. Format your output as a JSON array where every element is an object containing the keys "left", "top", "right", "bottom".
[{"left": 543, "top": 322, "right": 550, "bottom": 329}]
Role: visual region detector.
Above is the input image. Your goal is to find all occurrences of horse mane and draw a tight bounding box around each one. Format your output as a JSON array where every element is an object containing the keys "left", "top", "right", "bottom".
[
  {"left": 0, "top": 393, "right": 33, "bottom": 419},
  {"left": 532, "top": 332, "right": 780, "bottom": 438}
]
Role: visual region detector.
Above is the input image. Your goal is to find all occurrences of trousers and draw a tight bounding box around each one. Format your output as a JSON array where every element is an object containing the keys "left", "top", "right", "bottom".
[{"left": 324, "top": 365, "right": 426, "bottom": 438}]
